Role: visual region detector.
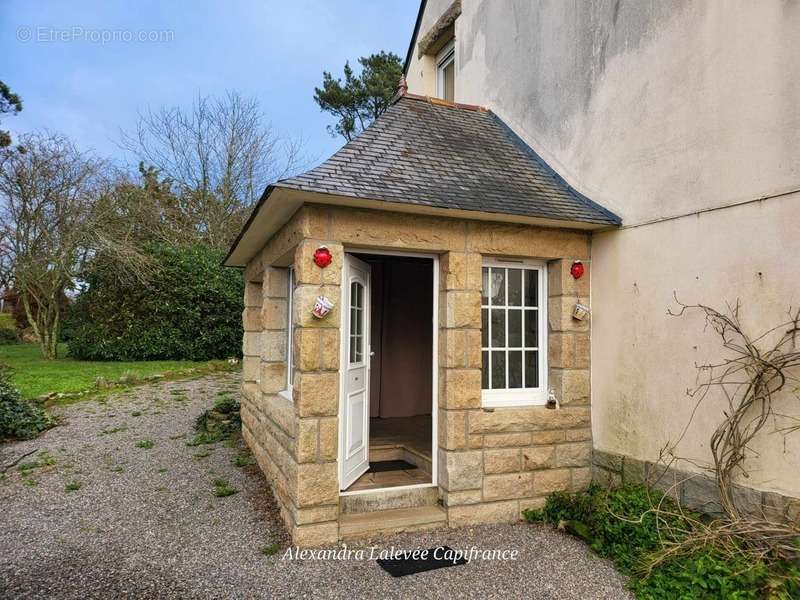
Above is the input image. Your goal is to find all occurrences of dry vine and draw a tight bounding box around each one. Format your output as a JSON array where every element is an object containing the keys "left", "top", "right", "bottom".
[{"left": 641, "top": 297, "right": 800, "bottom": 569}]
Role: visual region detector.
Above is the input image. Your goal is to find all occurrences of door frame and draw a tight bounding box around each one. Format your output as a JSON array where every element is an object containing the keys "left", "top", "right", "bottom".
[{"left": 338, "top": 248, "right": 439, "bottom": 496}]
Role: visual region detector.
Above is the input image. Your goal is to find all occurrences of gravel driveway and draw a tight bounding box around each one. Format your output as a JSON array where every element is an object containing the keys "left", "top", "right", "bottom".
[{"left": 0, "top": 373, "right": 631, "bottom": 599}]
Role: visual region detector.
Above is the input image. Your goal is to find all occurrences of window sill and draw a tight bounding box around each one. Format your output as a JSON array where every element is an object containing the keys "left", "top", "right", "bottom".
[
  {"left": 278, "top": 388, "right": 293, "bottom": 403},
  {"left": 481, "top": 390, "right": 547, "bottom": 408}
]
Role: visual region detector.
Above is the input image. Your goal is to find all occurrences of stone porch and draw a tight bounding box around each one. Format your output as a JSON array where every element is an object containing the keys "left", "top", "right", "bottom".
[{"left": 239, "top": 204, "right": 593, "bottom": 546}]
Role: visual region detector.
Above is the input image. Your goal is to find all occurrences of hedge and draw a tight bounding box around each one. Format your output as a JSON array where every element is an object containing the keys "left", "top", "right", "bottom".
[{"left": 67, "top": 244, "right": 244, "bottom": 361}]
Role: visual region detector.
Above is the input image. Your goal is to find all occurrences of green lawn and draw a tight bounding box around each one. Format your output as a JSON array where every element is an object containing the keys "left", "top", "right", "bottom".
[{"left": 0, "top": 343, "right": 232, "bottom": 399}]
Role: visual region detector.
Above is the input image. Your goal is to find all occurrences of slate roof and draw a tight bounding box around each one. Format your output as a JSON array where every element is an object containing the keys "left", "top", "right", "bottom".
[{"left": 276, "top": 94, "right": 620, "bottom": 226}]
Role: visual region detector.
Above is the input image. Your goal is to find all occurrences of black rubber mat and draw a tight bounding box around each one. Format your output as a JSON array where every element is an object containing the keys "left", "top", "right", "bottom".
[
  {"left": 377, "top": 546, "right": 468, "bottom": 577},
  {"left": 368, "top": 460, "right": 418, "bottom": 473}
]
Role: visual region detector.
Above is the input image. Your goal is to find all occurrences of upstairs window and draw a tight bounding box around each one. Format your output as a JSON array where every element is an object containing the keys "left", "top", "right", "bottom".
[
  {"left": 481, "top": 260, "right": 548, "bottom": 407},
  {"left": 436, "top": 40, "right": 455, "bottom": 102}
]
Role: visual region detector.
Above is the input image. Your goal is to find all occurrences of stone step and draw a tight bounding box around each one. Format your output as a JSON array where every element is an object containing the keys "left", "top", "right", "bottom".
[
  {"left": 369, "top": 444, "right": 433, "bottom": 474},
  {"left": 339, "top": 505, "right": 447, "bottom": 541},
  {"left": 401, "top": 446, "right": 432, "bottom": 475},
  {"left": 340, "top": 485, "right": 439, "bottom": 514},
  {"left": 369, "top": 446, "right": 404, "bottom": 462}
]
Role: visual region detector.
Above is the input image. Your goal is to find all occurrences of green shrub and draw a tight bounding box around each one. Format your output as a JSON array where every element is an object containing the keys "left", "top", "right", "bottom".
[
  {"left": 189, "top": 394, "right": 241, "bottom": 446},
  {"left": 212, "top": 477, "right": 238, "bottom": 497},
  {"left": 0, "top": 366, "right": 56, "bottom": 439},
  {"left": 630, "top": 549, "right": 800, "bottom": 600},
  {"left": 525, "top": 485, "right": 799, "bottom": 599},
  {"left": 0, "top": 327, "right": 17, "bottom": 345},
  {"left": 525, "top": 484, "right": 688, "bottom": 573},
  {"left": 66, "top": 244, "right": 244, "bottom": 361},
  {"left": 260, "top": 542, "right": 280, "bottom": 556}
]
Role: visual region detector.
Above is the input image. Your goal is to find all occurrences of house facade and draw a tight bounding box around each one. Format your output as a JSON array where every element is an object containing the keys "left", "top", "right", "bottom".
[{"left": 226, "top": 0, "right": 800, "bottom": 545}]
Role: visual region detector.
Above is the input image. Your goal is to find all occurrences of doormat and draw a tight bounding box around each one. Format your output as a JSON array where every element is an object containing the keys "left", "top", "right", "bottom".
[
  {"left": 368, "top": 460, "right": 418, "bottom": 472},
  {"left": 377, "top": 546, "right": 468, "bottom": 577}
]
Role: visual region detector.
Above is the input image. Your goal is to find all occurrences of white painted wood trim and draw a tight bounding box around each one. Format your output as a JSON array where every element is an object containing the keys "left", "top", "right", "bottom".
[
  {"left": 338, "top": 248, "right": 439, "bottom": 493},
  {"left": 480, "top": 257, "right": 549, "bottom": 408}
]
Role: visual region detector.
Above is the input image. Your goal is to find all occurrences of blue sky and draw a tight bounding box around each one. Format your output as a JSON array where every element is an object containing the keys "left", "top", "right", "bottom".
[{"left": 1, "top": 0, "right": 418, "bottom": 170}]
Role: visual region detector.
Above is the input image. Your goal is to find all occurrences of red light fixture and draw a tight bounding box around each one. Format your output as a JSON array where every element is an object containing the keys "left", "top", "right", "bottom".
[
  {"left": 570, "top": 260, "right": 585, "bottom": 279},
  {"left": 313, "top": 246, "right": 333, "bottom": 268}
]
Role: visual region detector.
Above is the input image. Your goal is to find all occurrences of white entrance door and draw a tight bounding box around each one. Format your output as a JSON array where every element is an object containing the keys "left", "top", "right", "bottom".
[{"left": 339, "top": 254, "right": 371, "bottom": 490}]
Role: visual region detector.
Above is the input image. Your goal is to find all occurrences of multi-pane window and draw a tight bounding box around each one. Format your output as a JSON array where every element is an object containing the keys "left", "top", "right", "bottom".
[
  {"left": 349, "top": 281, "right": 365, "bottom": 364},
  {"left": 285, "top": 267, "right": 295, "bottom": 394},
  {"left": 481, "top": 261, "right": 547, "bottom": 406}
]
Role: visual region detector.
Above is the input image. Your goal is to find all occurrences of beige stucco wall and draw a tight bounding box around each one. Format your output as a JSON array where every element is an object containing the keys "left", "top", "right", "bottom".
[
  {"left": 407, "top": 0, "right": 800, "bottom": 500},
  {"left": 408, "top": 0, "right": 800, "bottom": 222},
  {"left": 241, "top": 203, "right": 595, "bottom": 545},
  {"left": 592, "top": 191, "right": 800, "bottom": 498}
]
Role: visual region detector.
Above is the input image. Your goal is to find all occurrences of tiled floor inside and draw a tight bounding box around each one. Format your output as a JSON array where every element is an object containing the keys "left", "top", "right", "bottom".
[
  {"left": 370, "top": 415, "right": 432, "bottom": 459},
  {"left": 345, "top": 415, "right": 432, "bottom": 492}
]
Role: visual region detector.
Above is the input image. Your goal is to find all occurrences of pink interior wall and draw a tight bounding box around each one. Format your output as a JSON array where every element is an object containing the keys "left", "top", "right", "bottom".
[{"left": 366, "top": 256, "right": 433, "bottom": 418}]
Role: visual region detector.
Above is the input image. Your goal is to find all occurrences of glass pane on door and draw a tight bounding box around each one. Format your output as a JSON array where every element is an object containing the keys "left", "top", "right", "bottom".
[{"left": 349, "top": 281, "right": 364, "bottom": 363}]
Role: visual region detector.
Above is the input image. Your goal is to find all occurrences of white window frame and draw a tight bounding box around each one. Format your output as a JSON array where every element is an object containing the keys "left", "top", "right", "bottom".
[
  {"left": 436, "top": 39, "right": 455, "bottom": 101},
  {"left": 279, "top": 267, "right": 295, "bottom": 401},
  {"left": 480, "top": 258, "right": 548, "bottom": 408}
]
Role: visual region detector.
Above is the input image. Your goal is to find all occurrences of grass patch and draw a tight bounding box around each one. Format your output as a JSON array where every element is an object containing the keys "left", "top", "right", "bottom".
[
  {"left": 524, "top": 484, "right": 800, "bottom": 599},
  {"left": 193, "top": 449, "right": 212, "bottom": 459},
  {"left": 131, "top": 411, "right": 143, "bottom": 417},
  {"left": 188, "top": 394, "right": 241, "bottom": 446},
  {"left": 0, "top": 343, "right": 238, "bottom": 400},
  {"left": 99, "top": 425, "right": 127, "bottom": 435},
  {"left": 260, "top": 543, "right": 280, "bottom": 556},
  {"left": 65, "top": 480, "right": 82, "bottom": 492},
  {"left": 135, "top": 439, "right": 154, "bottom": 449},
  {"left": 186, "top": 431, "right": 222, "bottom": 446},
  {"left": 17, "top": 450, "right": 56, "bottom": 474},
  {"left": 211, "top": 478, "right": 238, "bottom": 497},
  {"left": 232, "top": 453, "right": 255, "bottom": 467}
]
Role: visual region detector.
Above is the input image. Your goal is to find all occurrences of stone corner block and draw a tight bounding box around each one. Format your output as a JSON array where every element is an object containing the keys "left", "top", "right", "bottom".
[
  {"left": 294, "top": 285, "right": 340, "bottom": 328},
  {"left": 295, "top": 372, "right": 338, "bottom": 417},
  {"left": 295, "top": 240, "right": 344, "bottom": 286},
  {"left": 440, "top": 251, "right": 467, "bottom": 290},
  {"left": 439, "top": 449, "right": 483, "bottom": 492},
  {"left": 550, "top": 369, "right": 590, "bottom": 406},
  {"left": 548, "top": 258, "right": 590, "bottom": 297},
  {"left": 443, "top": 290, "right": 481, "bottom": 329},
  {"left": 292, "top": 521, "right": 339, "bottom": 547},
  {"left": 439, "top": 368, "right": 481, "bottom": 409},
  {"left": 548, "top": 296, "right": 590, "bottom": 333},
  {"left": 296, "top": 462, "right": 339, "bottom": 507}
]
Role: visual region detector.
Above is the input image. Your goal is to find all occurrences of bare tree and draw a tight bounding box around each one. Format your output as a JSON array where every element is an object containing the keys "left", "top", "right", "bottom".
[
  {"left": 120, "top": 92, "right": 305, "bottom": 249},
  {"left": 0, "top": 133, "right": 147, "bottom": 359}
]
